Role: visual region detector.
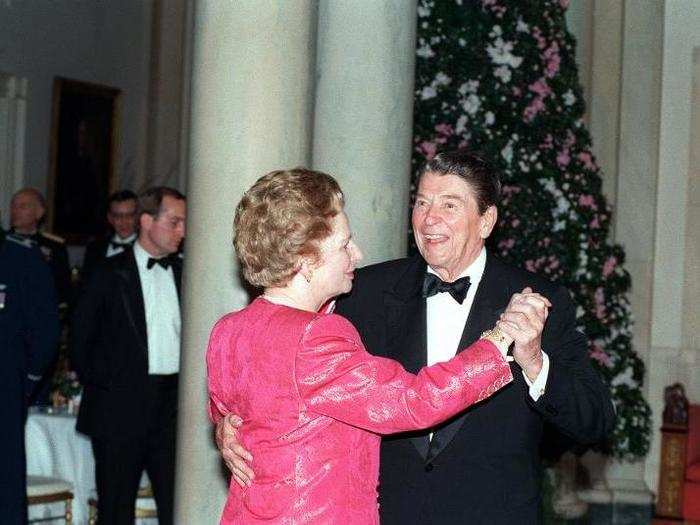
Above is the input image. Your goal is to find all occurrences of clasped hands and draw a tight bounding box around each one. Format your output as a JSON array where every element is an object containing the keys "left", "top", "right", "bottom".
[{"left": 216, "top": 286, "right": 551, "bottom": 488}]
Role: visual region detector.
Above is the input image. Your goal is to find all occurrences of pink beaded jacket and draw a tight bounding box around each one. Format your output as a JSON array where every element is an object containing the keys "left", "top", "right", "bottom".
[{"left": 207, "top": 297, "right": 512, "bottom": 524}]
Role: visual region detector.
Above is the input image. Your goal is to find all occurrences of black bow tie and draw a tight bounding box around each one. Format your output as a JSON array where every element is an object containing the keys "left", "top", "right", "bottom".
[
  {"left": 110, "top": 240, "right": 131, "bottom": 250},
  {"left": 147, "top": 256, "right": 172, "bottom": 270},
  {"left": 422, "top": 273, "right": 471, "bottom": 304}
]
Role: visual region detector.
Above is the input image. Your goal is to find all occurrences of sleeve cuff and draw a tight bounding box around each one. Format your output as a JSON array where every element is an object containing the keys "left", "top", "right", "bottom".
[{"left": 522, "top": 351, "right": 549, "bottom": 401}]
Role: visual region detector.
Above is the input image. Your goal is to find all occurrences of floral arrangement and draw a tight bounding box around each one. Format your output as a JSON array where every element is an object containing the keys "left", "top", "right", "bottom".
[{"left": 412, "top": 0, "right": 651, "bottom": 459}]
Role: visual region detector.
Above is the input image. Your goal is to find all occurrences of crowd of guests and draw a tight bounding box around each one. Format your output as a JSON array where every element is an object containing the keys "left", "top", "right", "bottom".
[{"left": 1, "top": 185, "right": 185, "bottom": 525}]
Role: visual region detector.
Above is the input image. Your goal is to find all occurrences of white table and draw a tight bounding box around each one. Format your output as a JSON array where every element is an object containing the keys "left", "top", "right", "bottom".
[
  {"left": 25, "top": 407, "right": 156, "bottom": 524},
  {"left": 26, "top": 406, "right": 94, "bottom": 524}
]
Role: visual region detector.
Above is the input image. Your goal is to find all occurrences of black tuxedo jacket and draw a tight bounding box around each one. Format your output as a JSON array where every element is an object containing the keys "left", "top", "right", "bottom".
[
  {"left": 82, "top": 235, "right": 135, "bottom": 283},
  {"left": 336, "top": 252, "right": 615, "bottom": 525},
  {"left": 70, "top": 248, "right": 182, "bottom": 439}
]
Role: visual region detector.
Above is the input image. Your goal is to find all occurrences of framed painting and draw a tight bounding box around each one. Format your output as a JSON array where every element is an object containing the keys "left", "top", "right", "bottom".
[{"left": 48, "top": 78, "right": 121, "bottom": 243}]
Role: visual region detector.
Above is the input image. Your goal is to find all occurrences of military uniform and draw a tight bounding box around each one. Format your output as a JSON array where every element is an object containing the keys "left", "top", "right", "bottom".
[
  {"left": 10, "top": 230, "right": 72, "bottom": 307},
  {"left": 0, "top": 230, "right": 60, "bottom": 524}
]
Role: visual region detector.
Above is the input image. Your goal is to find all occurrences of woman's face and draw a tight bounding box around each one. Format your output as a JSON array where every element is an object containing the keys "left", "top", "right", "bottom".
[{"left": 312, "top": 211, "right": 363, "bottom": 301}]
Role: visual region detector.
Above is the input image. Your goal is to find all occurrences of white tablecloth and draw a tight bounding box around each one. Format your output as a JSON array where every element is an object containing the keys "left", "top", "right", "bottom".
[
  {"left": 25, "top": 407, "right": 156, "bottom": 524},
  {"left": 26, "top": 406, "right": 94, "bottom": 524}
]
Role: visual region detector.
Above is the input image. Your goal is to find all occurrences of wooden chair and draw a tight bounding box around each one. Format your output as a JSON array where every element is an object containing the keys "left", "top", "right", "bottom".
[
  {"left": 27, "top": 475, "right": 74, "bottom": 524},
  {"left": 87, "top": 484, "right": 158, "bottom": 524}
]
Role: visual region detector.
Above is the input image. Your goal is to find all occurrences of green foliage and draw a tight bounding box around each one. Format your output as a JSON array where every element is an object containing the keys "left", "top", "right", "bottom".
[{"left": 412, "top": 0, "right": 651, "bottom": 459}]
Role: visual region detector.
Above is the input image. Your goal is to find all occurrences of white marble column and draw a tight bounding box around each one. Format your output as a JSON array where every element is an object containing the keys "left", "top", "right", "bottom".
[
  {"left": 312, "top": 0, "right": 417, "bottom": 264},
  {"left": 174, "top": 2, "right": 317, "bottom": 522}
]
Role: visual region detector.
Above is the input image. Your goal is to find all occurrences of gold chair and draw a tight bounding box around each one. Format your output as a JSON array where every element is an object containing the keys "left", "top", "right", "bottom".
[
  {"left": 27, "top": 475, "right": 74, "bottom": 524},
  {"left": 87, "top": 484, "right": 158, "bottom": 524}
]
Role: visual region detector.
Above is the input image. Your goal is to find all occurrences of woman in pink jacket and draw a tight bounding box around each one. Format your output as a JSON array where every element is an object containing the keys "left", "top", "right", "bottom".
[{"left": 207, "top": 168, "right": 548, "bottom": 524}]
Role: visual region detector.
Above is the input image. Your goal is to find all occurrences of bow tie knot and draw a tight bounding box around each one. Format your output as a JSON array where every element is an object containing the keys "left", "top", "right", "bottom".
[
  {"left": 422, "top": 273, "right": 471, "bottom": 304},
  {"left": 147, "top": 256, "right": 172, "bottom": 270},
  {"left": 110, "top": 240, "right": 131, "bottom": 250}
]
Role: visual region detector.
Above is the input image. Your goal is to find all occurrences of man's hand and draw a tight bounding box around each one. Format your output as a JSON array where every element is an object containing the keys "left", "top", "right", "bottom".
[
  {"left": 498, "top": 287, "right": 551, "bottom": 382},
  {"left": 215, "top": 414, "right": 254, "bottom": 487}
]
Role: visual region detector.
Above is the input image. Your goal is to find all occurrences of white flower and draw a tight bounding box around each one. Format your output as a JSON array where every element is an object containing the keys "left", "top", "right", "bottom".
[
  {"left": 420, "top": 86, "right": 437, "bottom": 100},
  {"left": 563, "top": 89, "right": 576, "bottom": 106},
  {"left": 501, "top": 143, "right": 513, "bottom": 164},
  {"left": 458, "top": 79, "right": 479, "bottom": 95},
  {"left": 484, "top": 111, "right": 495, "bottom": 126},
  {"left": 518, "top": 161, "right": 530, "bottom": 173},
  {"left": 434, "top": 72, "right": 451, "bottom": 86},
  {"left": 486, "top": 38, "right": 523, "bottom": 68},
  {"left": 455, "top": 115, "right": 468, "bottom": 134},
  {"left": 490, "top": 25, "right": 503, "bottom": 37},
  {"left": 417, "top": 4, "right": 431, "bottom": 17},
  {"left": 516, "top": 19, "right": 530, "bottom": 33},
  {"left": 493, "top": 65, "right": 511, "bottom": 83},
  {"left": 611, "top": 367, "right": 638, "bottom": 389},
  {"left": 462, "top": 94, "right": 481, "bottom": 115},
  {"left": 458, "top": 38, "right": 466, "bottom": 47},
  {"left": 417, "top": 43, "right": 435, "bottom": 58}
]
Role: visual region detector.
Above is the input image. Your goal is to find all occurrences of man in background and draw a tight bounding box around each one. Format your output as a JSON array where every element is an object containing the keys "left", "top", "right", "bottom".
[
  {"left": 0, "top": 226, "right": 59, "bottom": 524},
  {"left": 10, "top": 188, "right": 72, "bottom": 307},
  {"left": 71, "top": 187, "right": 186, "bottom": 525},
  {"left": 82, "top": 189, "right": 138, "bottom": 281}
]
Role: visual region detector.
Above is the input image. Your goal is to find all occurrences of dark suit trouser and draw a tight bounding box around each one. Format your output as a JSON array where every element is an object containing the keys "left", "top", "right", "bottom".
[{"left": 92, "top": 375, "right": 177, "bottom": 525}]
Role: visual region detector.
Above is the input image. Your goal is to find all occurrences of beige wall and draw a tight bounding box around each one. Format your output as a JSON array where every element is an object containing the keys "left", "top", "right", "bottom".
[{"left": 569, "top": 0, "right": 700, "bottom": 497}]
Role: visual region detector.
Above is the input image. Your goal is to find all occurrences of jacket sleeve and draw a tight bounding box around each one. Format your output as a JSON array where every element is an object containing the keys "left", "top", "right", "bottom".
[
  {"left": 295, "top": 314, "right": 512, "bottom": 434},
  {"left": 69, "top": 265, "right": 108, "bottom": 385},
  {"left": 531, "top": 285, "right": 616, "bottom": 443},
  {"left": 22, "top": 250, "right": 60, "bottom": 383}
]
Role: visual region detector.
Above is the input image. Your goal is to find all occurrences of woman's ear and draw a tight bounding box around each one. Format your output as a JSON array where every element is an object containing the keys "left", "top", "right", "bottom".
[{"left": 298, "top": 258, "right": 314, "bottom": 284}]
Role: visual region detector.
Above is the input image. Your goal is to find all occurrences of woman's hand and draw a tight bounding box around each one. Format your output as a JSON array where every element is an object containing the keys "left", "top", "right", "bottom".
[{"left": 215, "top": 414, "right": 255, "bottom": 487}]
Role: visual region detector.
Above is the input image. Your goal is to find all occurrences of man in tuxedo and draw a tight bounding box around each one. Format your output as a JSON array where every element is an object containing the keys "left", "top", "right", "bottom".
[
  {"left": 218, "top": 150, "right": 615, "bottom": 524},
  {"left": 81, "top": 190, "right": 138, "bottom": 282},
  {"left": 71, "top": 186, "right": 186, "bottom": 525}
]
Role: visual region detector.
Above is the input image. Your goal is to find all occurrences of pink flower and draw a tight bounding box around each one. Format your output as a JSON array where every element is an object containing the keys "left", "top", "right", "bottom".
[
  {"left": 523, "top": 97, "right": 546, "bottom": 122},
  {"left": 560, "top": 0, "right": 571, "bottom": 9},
  {"left": 543, "top": 42, "right": 561, "bottom": 78},
  {"left": 511, "top": 218, "right": 520, "bottom": 227},
  {"left": 578, "top": 194, "right": 597, "bottom": 209},
  {"left": 512, "top": 87, "right": 522, "bottom": 97},
  {"left": 418, "top": 141, "right": 437, "bottom": 159},
  {"left": 589, "top": 346, "right": 612, "bottom": 367},
  {"left": 577, "top": 151, "right": 596, "bottom": 171},
  {"left": 602, "top": 256, "right": 618, "bottom": 278},
  {"left": 434, "top": 123, "right": 454, "bottom": 136},
  {"left": 498, "top": 238, "right": 515, "bottom": 250},
  {"left": 556, "top": 149, "right": 570, "bottom": 167},
  {"left": 529, "top": 79, "right": 551, "bottom": 97},
  {"left": 590, "top": 216, "right": 600, "bottom": 229}
]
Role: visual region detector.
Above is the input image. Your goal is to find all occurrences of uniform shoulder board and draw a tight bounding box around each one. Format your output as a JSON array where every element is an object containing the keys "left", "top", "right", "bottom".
[
  {"left": 6, "top": 233, "right": 36, "bottom": 249},
  {"left": 40, "top": 231, "right": 65, "bottom": 244}
]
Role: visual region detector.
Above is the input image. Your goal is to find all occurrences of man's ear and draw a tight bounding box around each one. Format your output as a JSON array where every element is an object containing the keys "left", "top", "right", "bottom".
[
  {"left": 480, "top": 205, "right": 498, "bottom": 239},
  {"left": 139, "top": 212, "right": 153, "bottom": 232}
]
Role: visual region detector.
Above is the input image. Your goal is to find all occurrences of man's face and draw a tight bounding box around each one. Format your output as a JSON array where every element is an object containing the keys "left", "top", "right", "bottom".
[
  {"left": 10, "top": 192, "right": 44, "bottom": 232},
  {"left": 107, "top": 199, "right": 138, "bottom": 239},
  {"left": 140, "top": 196, "right": 186, "bottom": 256},
  {"left": 412, "top": 172, "right": 497, "bottom": 281}
]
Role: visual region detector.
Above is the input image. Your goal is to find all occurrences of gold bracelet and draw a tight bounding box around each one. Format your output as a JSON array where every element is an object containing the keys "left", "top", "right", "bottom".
[{"left": 480, "top": 326, "right": 513, "bottom": 360}]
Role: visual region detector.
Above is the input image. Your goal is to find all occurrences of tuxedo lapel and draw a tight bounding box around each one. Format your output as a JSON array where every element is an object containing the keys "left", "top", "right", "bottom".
[
  {"left": 382, "top": 256, "right": 431, "bottom": 460},
  {"left": 172, "top": 258, "right": 183, "bottom": 300},
  {"left": 426, "top": 253, "right": 511, "bottom": 463},
  {"left": 115, "top": 250, "right": 148, "bottom": 352}
]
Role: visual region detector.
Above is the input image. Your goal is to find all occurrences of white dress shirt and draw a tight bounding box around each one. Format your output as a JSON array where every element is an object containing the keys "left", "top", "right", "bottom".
[
  {"left": 133, "top": 241, "right": 181, "bottom": 375},
  {"left": 426, "top": 247, "right": 549, "bottom": 402},
  {"left": 106, "top": 232, "right": 137, "bottom": 258}
]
